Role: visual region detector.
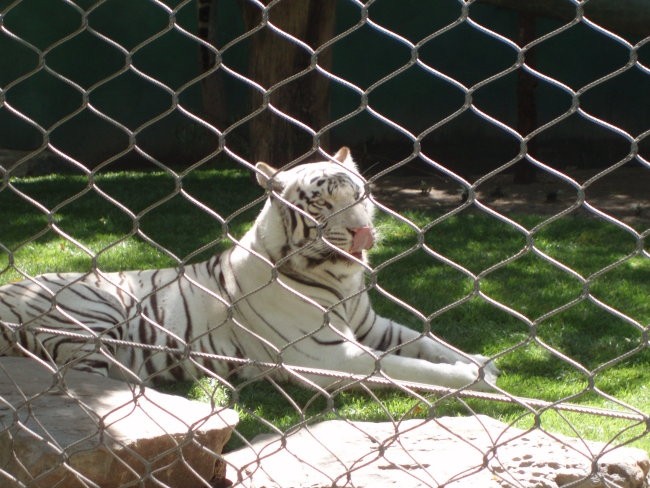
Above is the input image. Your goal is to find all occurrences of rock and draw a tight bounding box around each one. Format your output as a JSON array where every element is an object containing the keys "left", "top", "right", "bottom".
[
  {"left": 0, "top": 357, "right": 238, "bottom": 488},
  {"left": 225, "top": 415, "right": 650, "bottom": 488}
]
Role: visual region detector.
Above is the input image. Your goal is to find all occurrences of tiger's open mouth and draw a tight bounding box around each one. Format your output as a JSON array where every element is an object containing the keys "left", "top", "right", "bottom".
[{"left": 347, "top": 226, "right": 374, "bottom": 260}]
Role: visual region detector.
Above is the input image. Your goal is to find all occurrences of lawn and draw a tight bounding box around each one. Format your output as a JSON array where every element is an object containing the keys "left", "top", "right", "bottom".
[{"left": 1, "top": 168, "right": 649, "bottom": 452}]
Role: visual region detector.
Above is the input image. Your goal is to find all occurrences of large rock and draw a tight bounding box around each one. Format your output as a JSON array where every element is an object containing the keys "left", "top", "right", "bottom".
[
  {"left": 225, "top": 415, "right": 650, "bottom": 488},
  {"left": 0, "top": 357, "right": 238, "bottom": 488}
]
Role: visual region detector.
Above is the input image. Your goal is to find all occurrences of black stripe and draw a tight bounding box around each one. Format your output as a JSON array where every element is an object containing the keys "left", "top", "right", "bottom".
[
  {"left": 375, "top": 323, "right": 394, "bottom": 351},
  {"left": 226, "top": 250, "right": 242, "bottom": 293},
  {"left": 178, "top": 280, "right": 193, "bottom": 342},
  {"left": 225, "top": 252, "right": 294, "bottom": 344},
  {"left": 88, "top": 325, "right": 121, "bottom": 340},
  {"left": 353, "top": 305, "right": 372, "bottom": 333},
  {"left": 395, "top": 329, "right": 403, "bottom": 356},
  {"left": 278, "top": 265, "right": 344, "bottom": 302},
  {"left": 356, "top": 312, "right": 377, "bottom": 343},
  {"left": 114, "top": 271, "right": 134, "bottom": 306},
  {"left": 138, "top": 315, "right": 148, "bottom": 344},
  {"left": 41, "top": 275, "right": 116, "bottom": 308},
  {"left": 242, "top": 297, "right": 292, "bottom": 344},
  {"left": 299, "top": 212, "right": 311, "bottom": 240},
  {"left": 8, "top": 282, "right": 53, "bottom": 303},
  {"left": 205, "top": 254, "right": 220, "bottom": 279},
  {"left": 24, "top": 300, "right": 51, "bottom": 317},
  {"left": 75, "top": 360, "right": 110, "bottom": 375},
  {"left": 83, "top": 286, "right": 115, "bottom": 303},
  {"left": 311, "top": 337, "right": 346, "bottom": 346},
  {"left": 165, "top": 335, "right": 186, "bottom": 381},
  {"left": 52, "top": 285, "right": 124, "bottom": 322},
  {"left": 149, "top": 291, "right": 161, "bottom": 325},
  {"left": 49, "top": 336, "right": 82, "bottom": 363},
  {"left": 137, "top": 315, "right": 155, "bottom": 378},
  {"left": 19, "top": 326, "right": 29, "bottom": 349},
  {"left": 218, "top": 268, "right": 226, "bottom": 290},
  {"left": 324, "top": 269, "right": 344, "bottom": 282},
  {"left": 0, "top": 293, "right": 23, "bottom": 322},
  {"left": 0, "top": 320, "right": 15, "bottom": 344},
  {"left": 288, "top": 208, "right": 298, "bottom": 236},
  {"left": 56, "top": 301, "right": 120, "bottom": 326},
  {"left": 129, "top": 344, "right": 136, "bottom": 369},
  {"left": 142, "top": 338, "right": 157, "bottom": 379},
  {"left": 226, "top": 258, "right": 317, "bottom": 360},
  {"left": 150, "top": 270, "right": 160, "bottom": 291}
]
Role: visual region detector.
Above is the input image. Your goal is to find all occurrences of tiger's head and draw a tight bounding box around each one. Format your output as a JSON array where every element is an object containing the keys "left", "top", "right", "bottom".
[{"left": 255, "top": 147, "right": 375, "bottom": 268}]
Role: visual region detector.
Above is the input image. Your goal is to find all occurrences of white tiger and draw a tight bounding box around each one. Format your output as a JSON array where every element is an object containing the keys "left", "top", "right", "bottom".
[{"left": 0, "top": 148, "right": 498, "bottom": 390}]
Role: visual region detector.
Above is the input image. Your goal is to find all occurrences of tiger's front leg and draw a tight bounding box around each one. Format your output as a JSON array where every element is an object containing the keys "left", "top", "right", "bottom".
[{"left": 355, "top": 312, "right": 499, "bottom": 389}]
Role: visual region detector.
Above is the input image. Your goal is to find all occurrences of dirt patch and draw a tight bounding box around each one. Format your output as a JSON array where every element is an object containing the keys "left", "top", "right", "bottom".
[{"left": 370, "top": 166, "right": 650, "bottom": 232}]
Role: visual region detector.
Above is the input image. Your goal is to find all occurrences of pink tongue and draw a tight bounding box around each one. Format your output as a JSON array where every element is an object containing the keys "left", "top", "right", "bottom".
[{"left": 350, "top": 227, "right": 374, "bottom": 254}]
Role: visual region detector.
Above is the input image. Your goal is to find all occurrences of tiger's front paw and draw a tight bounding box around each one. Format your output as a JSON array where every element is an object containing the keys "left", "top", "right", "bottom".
[
  {"left": 471, "top": 353, "right": 500, "bottom": 379},
  {"left": 469, "top": 355, "right": 499, "bottom": 391}
]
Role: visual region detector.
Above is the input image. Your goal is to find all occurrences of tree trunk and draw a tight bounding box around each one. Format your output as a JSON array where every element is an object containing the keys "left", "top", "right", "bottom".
[
  {"left": 241, "top": 0, "right": 337, "bottom": 166},
  {"left": 513, "top": 12, "right": 538, "bottom": 184},
  {"left": 198, "top": 0, "right": 229, "bottom": 130}
]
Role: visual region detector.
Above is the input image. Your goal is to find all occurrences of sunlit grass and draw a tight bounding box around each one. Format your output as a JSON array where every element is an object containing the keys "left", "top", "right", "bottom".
[
  {"left": 0, "top": 170, "right": 260, "bottom": 280},
  {"left": 1, "top": 170, "right": 648, "bottom": 453}
]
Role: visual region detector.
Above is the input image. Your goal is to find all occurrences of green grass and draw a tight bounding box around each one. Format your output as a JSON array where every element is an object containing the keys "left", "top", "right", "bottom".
[
  {"left": 1, "top": 170, "right": 649, "bottom": 453},
  {"left": 0, "top": 169, "right": 261, "bottom": 278}
]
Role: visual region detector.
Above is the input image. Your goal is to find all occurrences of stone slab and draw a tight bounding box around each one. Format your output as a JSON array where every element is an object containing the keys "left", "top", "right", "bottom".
[
  {"left": 0, "top": 357, "right": 238, "bottom": 488},
  {"left": 225, "top": 415, "right": 650, "bottom": 488}
]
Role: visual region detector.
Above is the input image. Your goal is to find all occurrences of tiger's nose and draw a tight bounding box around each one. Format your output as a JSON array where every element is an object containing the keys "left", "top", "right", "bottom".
[{"left": 348, "top": 226, "right": 374, "bottom": 253}]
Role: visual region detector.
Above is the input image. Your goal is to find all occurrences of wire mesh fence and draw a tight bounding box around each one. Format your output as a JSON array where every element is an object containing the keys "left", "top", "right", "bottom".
[{"left": 1, "top": 0, "right": 649, "bottom": 487}]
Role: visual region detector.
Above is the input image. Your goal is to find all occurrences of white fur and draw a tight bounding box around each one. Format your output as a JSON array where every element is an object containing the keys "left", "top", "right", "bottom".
[{"left": 0, "top": 148, "right": 498, "bottom": 391}]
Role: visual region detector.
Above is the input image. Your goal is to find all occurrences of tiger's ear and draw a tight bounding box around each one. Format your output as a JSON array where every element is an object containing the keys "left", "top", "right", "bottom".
[
  {"left": 332, "top": 146, "right": 358, "bottom": 171},
  {"left": 255, "top": 162, "right": 285, "bottom": 192}
]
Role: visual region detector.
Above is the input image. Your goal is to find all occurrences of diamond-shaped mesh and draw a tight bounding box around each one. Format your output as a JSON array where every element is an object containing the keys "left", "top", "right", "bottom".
[{"left": 1, "top": 0, "right": 649, "bottom": 487}]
